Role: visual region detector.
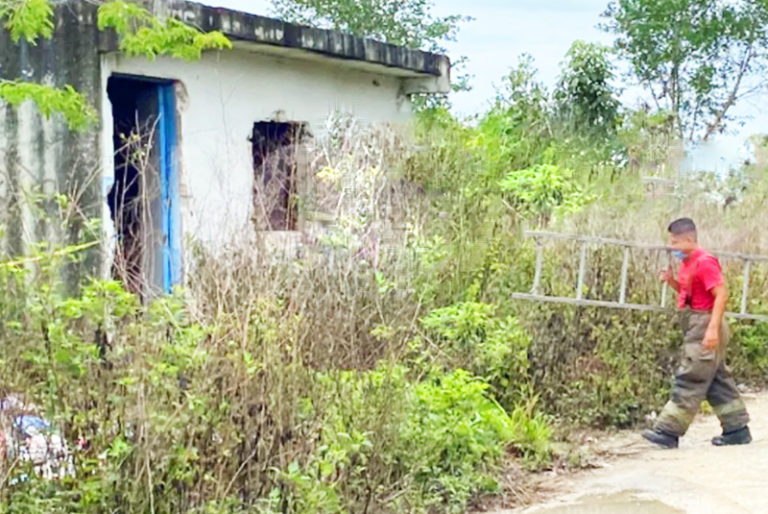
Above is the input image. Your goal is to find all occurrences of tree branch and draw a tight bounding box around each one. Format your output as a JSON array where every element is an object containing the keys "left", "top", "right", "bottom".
[
  {"left": 703, "top": 47, "right": 752, "bottom": 142},
  {"left": 689, "top": 96, "right": 701, "bottom": 142}
]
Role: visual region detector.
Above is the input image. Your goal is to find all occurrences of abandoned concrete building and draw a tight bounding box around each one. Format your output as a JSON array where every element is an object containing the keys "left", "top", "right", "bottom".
[{"left": 0, "top": 1, "right": 451, "bottom": 295}]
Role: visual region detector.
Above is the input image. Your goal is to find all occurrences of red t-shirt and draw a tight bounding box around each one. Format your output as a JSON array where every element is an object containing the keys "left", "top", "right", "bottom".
[{"left": 676, "top": 248, "right": 724, "bottom": 310}]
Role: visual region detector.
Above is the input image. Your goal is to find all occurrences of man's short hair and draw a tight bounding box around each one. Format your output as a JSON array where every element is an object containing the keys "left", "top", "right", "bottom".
[{"left": 668, "top": 217, "right": 697, "bottom": 237}]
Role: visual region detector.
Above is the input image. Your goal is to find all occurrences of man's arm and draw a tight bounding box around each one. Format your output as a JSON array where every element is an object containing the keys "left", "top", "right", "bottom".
[{"left": 703, "top": 284, "right": 727, "bottom": 350}]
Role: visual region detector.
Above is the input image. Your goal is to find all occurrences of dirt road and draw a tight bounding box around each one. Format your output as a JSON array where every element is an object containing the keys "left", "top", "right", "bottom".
[{"left": 503, "top": 392, "right": 768, "bottom": 514}]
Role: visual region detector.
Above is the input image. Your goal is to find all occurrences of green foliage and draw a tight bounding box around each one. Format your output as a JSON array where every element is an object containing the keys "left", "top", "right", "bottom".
[
  {"left": 403, "top": 46, "right": 768, "bottom": 443},
  {"left": 729, "top": 321, "right": 768, "bottom": 380},
  {"left": 272, "top": 359, "right": 548, "bottom": 513},
  {"left": 269, "top": 0, "right": 466, "bottom": 51},
  {"left": 276, "top": 365, "right": 404, "bottom": 513},
  {"left": 478, "top": 54, "right": 622, "bottom": 182},
  {"left": 403, "top": 88, "right": 768, "bottom": 435},
  {"left": 0, "top": 237, "right": 216, "bottom": 511},
  {"left": 604, "top": 0, "right": 768, "bottom": 141},
  {"left": 517, "top": 305, "right": 679, "bottom": 428},
  {"left": 97, "top": 1, "right": 232, "bottom": 61},
  {"left": 400, "top": 369, "right": 518, "bottom": 510},
  {"left": 0, "top": 0, "right": 232, "bottom": 132},
  {"left": 278, "top": 365, "right": 548, "bottom": 512},
  {"left": 0, "top": 225, "right": 552, "bottom": 513},
  {"left": 507, "top": 401, "right": 553, "bottom": 470},
  {"left": 0, "top": 0, "right": 96, "bottom": 131},
  {"left": 0, "top": 0, "right": 53, "bottom": 43},
  {"left": 402, "top": 55, "right": 621, "bottom": 303},
  {"left": 617, "top": 107, "right": 677, "bottom": 170},
  {"left": 0, "top": 80, "right": 97, "bottom": 131},
  {"left": 554, "top": 41, "right": 620, "bottom": 134},
  {"left": 421, "top": 302, "right": 531, "bottom": 401},
  {"left": 499, "top": 162, "right": 587, "bottom": 226},
  {"left": 417, "top": 301, "right": 552, "bottom": 474},
  {"left": 493, "top": 55, "right": 552, "bottom": 158}
]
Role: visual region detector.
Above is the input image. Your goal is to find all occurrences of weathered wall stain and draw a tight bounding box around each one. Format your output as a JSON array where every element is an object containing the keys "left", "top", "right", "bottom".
[{"left": 0, "top": 1, "right": 103, "bottom": 285}]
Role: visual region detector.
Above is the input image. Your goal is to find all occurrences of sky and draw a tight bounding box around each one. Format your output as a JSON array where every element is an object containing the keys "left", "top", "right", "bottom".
[{"left": 207, "top": 0, "right": 766, "bottom": 171}]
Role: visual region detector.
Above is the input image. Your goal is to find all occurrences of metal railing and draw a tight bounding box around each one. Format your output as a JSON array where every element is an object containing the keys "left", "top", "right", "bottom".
[{"left": 512, "top": 231, "right": 768, "bottom": 322}]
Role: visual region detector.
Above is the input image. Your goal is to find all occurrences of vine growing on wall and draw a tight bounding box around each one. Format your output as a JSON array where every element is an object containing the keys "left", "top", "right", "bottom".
[
  {"left": 0, "top": 0, "right": 232, "bottom": 131},
  {"left": 0, "top": 81, "right": 97, "bottom": 130},
  {"left": 0, "top": 0, "right": 51, "bottom": 42},
  {"left": 97, "top": 1, "right": 232, "bottom": 61}
]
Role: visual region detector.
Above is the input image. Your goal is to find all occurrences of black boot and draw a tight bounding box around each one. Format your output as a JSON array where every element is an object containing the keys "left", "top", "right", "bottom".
[
  {"left": 712, "top": 426, "right": 752, "bottom": 446},
  {"left": 642, "top": 428, "right": 679, "bottom": 449}
]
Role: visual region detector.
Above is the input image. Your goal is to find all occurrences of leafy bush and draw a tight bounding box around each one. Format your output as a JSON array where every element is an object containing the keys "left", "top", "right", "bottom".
[
  {"left": 224, "top": 361, "right": 539, "bottom": 513},
  {"left": 420, "top": 301, "right": 532, "bottom": 408},
  {"left": 399, "top": 369, "right": 519, "bottom": 511},
  {"left": 499, "top": 163, "right": 586, "bottom": 226},
  {"left": 730, "top": 321, "right": 768, "bottom": 382}
]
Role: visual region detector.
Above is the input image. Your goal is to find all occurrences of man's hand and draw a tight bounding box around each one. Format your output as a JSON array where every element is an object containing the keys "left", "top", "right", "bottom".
[
  {"left": 702, "top": 325, "right": 720, "bottom": 351},
  {"left": 658, "top": 267, "right": 680, "bottom": 292},
  {"left": 704, "top": 284, "right": 728, "bottom": 352}
]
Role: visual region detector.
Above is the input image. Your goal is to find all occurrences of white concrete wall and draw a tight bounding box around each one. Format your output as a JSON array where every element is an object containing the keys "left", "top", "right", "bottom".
[{"left": 99, "top": 48, "right": 412, "bottom": 249}]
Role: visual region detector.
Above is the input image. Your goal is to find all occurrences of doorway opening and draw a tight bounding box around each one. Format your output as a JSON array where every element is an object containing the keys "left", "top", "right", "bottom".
[{"left": 107, "top": 75, "right": 181, "bottom": 296}]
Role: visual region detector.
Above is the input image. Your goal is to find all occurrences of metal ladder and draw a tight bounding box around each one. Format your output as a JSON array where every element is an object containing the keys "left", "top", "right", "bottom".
[{"left": 512, "top": 231, "right": 768, "bottom": 322}]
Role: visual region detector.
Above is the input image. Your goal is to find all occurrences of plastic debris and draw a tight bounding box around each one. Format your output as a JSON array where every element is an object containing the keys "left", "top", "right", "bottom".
[{"left": 1, "top": 397, "right": 75, "bottom": 482}]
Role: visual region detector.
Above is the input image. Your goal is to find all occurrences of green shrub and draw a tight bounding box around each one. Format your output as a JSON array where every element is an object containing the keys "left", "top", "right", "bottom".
[
  {"left": 271, "top": 364, "right": 547, "bottom": 513},
  {"left": 420, "top": 301, "right": 532, "bottom": 408},
  {"left": 499, "top": 162, "right": 587, "bottom": 226},
  {"left": 729, "top": 321, "right": 768, "bottom": 382},
  {"left": 400, "top": 369, "right": 513, "bottom": 511},
  {"left": 5, "top": 80, "right": 768, "bottom": 514}
]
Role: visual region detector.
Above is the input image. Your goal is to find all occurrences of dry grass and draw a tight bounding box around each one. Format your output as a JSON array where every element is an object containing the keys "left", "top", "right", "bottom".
[{"left": 1, "top": 112, "right": 768, "bottom": 512}]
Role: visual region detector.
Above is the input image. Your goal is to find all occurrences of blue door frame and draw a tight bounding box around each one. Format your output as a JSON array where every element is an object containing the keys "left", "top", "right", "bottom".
[{"left": 157, "top": 83, "right": 182, "bottom": 293}]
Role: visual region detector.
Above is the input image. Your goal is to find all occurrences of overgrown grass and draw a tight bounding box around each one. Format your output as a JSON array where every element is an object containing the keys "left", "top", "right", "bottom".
[{"left": 2, "top": 97, "right": 768, "bottom": 512}]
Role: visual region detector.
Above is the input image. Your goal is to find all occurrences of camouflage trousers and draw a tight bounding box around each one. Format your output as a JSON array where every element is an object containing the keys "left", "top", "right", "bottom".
[{"left": 655, "top": 309, "right": 750, "bottom": 436}]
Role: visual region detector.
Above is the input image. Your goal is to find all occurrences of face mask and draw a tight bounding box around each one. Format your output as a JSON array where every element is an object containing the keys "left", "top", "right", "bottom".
[{"left": 672, "top": 250, "right": 687, "bottom": 260}]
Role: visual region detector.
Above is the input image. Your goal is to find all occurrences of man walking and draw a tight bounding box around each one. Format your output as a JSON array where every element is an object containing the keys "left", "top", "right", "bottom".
[{"left": 643, "top": 218, "right": 751, "bottom": 449}]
